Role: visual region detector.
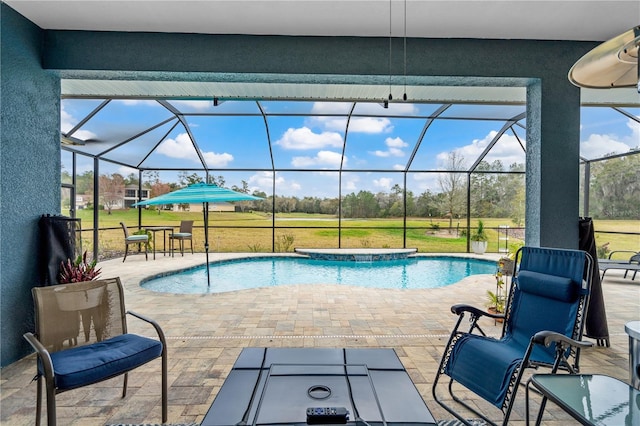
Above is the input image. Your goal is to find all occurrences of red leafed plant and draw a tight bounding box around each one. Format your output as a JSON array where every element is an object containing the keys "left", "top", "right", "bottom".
[{"left": 59, "top": 251, "right": 102, "bottom": 283}]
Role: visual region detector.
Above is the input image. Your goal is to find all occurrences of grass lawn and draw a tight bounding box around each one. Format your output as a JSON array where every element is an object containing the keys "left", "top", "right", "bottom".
[{"left": 73, "top": 209, "right": 637, "bottom": 260}]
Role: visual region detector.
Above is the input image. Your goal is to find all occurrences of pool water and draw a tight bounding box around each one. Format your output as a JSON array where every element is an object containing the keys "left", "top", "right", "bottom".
[{"left": 141, "top": 256, "right": 497, "bottom": 294}]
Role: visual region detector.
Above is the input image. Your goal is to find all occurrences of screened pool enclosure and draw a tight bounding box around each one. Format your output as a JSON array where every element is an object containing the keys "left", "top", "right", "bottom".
[{"left": 59, "top": 86, "right": 639, "bottom": 260}]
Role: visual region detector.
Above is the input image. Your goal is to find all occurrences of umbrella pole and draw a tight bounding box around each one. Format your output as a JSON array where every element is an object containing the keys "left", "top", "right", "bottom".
[{"left": 204, "top": 201, "right": 210, "bottom": 287}]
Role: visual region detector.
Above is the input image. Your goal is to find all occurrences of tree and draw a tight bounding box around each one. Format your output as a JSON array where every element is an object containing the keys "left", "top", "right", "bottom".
[
  {"left": 342, "top": 191, "right": 379, "bottom": 218},
  {"left": 438, "top": 152, "right": 467, "bottom": 229},
  {"left": 178, "top": 171, "right": 203, "bottom": 187},
  {"left": 99, "top": 173, "right": 125, "bottom": 214},
  {"left": 590, "top": 154, "right": 640, "bottom": 219},
  {"left": 124, "top": 172, "right": 139, "bottom": 186},
  {"left": 209, "top": 175, "right": 226, "bottom": 187},
  {"left": 76, "top": 170, "right": 94, "bottom": 196},
  {"left": 232, "top": 180, "right": 252, "bottom": 212},
  {"left": 143, "top": 170, "right": 160, "bottom": 185}
]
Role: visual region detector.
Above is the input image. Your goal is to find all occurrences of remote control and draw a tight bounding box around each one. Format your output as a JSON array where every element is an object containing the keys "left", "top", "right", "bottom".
[{"left": 306, "top": 406, "right": 349, "bottom": 424}]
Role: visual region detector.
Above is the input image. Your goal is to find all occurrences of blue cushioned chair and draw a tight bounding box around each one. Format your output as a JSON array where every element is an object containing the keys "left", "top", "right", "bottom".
[
  {"left": 432, "top": 247, "right": 593, "bottom": 425},
  {"left": 24, "top": 277, "right": 167, "bottom": 426}
]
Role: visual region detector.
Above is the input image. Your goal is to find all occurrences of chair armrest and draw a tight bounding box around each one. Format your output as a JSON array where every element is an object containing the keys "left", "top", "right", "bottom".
[
  {"left": 451, "top": 304, "right": 504, "bottom": 320},
  {"left": 126, "top": 310, "right": 167, "bottom": 347},
  {"left": 23, "top": 332, "right": 55, "bottom": 379},
  {"left": 532, "top": 330, "right": 593, "bottom": 349},
  {"left": 608, "top": 250, "right": 638, "bottom": 261}
]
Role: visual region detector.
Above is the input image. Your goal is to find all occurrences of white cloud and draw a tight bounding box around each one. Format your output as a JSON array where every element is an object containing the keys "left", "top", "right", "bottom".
[
  {"left": 580, "top": 117, "right": 639, "bottom": 159},
  {"left": 355, "top": 102, "right": 418, "bottom": 116},
  {"left": 349, "top": 117, "right": 393, "bottom": 133},
  {"left": 373, "top": 177, "right": 394, "bottom": 190},
  {"left": 291, "top": 150, "right": 344, "bottom": 168},
  {"left": 157, "top": 133, "right": 233, "bottom": 166},
  {"left": 371, "top": 136, "right": 408, "bottom": 157},
  {"left": 309, "top": 116, "right": 393, "bottom": 134},
  {"left": 117, "top": 166, "right": 138, "bottom": 177},
  {"left": 435, "top": 130, "right": 525, "bottom": 170},
  {"left": 203, "top": 151, "right": 234, "bottom": 167},
  {"left": 248, "top": 171, "right": 301, "bottom": 196},
  {"left": 342, "top": 173, "right": 360, "bottom": 191},
  {"left": 626, "top": 116, "right": 640, "bottom": 144},
  {"left": 120, "top": 99, "right": 157, "bottom": 106},
  {"left": 167, "top": 100, "right": 212, "bottom": 111},
  {"left": 276, "top": 127, "right": 344, "bottom": 150},
  {"left": 310, "top": 102, "right": 354, "bottom": 115},
  {"left": 580, "top": 133, "right": 634, "bottom": 159},
  {"left": 60, "top": 104, "right": 97, "bottom": 141},
  {"left": 308, "top": 102, "right": 396, "bottom": 134}
]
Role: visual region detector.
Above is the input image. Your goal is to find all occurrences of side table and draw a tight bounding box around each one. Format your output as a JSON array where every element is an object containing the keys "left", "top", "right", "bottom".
[
  {"left": 144, "top": 226, "right": 174, "bottom": 260},
  {"left": 526, "top": 373, "right": 639, "bottom": 425}
]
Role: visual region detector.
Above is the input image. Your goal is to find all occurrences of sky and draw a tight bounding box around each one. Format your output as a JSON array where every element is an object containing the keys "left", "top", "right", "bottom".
[{"left": 61, "top": 99, "right": 640, "bottom": 199}]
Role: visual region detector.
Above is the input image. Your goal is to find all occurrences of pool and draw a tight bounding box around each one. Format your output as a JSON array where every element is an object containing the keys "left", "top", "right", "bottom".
[{"left": 141, "top": 256, "right": 497, "bottom": 294}]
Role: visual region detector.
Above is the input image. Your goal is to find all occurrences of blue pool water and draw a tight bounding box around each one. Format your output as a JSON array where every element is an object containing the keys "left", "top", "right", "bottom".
[{"left": 141, "top": 256, "right": 497, "bottom": 294}]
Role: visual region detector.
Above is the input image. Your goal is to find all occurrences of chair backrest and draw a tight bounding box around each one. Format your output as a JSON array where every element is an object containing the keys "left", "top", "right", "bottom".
[
  {"left": 120, "top": 222, "right": 130, "bottom": 238},
  {"left": 179, "top": 220, "right": 194, "bottom": 233},
  {"left": 504, "top": 247, "right": 592, "bottom": 365},
  {"left": 32, "top": 277, "right": 127, "bottom": 353}
]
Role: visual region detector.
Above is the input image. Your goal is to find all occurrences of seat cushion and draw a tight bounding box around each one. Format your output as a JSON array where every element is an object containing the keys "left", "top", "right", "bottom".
[
  {"left": 46, "top": 333, "right": 162, "bottom": 390},
  {"left": 171, "top": 233, "right": 192, "bottom": 238},
  {"left": 126, "top": 235, "right": 148, "bottom": 242}
]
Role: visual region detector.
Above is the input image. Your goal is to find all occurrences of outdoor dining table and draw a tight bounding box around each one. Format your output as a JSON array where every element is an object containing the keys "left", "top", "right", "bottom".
[{"left": 144, "top": 226, "right": 174, "bottom": 260}]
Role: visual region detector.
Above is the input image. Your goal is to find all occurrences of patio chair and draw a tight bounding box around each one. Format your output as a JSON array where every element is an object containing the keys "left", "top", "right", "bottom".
[
  {"left": 23, "top": 277, "right": 167, "bottom": 426},
  {"left": 169, "top": 220, "right": 193, "bottom": 257},
  {"left": 432, "top": 246, "right": 594, "bottom": 425},
  {"left": 120, "top": 222, "right": 148, "bottom": 262},
  {"left": 599, "top": 250, "right": 639, "bottom": 280}
]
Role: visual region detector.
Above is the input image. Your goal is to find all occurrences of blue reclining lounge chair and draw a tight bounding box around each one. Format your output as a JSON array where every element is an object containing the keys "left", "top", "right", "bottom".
[{"left": 432, "top": 246, "right": 593, "bottom": 425}]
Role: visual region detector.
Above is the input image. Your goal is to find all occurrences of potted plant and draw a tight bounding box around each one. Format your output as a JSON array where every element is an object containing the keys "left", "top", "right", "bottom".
[
  {"left": 486, "top": 260, "right": 509, "bottom": 323},
  {"left": 59, "top": 251, "right": 102, "bottom": 284},
  {"left": 485, "top": 289, "right": 505, "bottom": 323},
  {"left": 470, "top": 220, "right": 489, "bottom": 254},
  {"left": 57, "top": 251, "right": 104, "bottom": 342}
]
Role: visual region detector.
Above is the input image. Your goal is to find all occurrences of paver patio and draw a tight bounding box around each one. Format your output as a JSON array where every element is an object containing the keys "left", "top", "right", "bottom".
[{"left": 1, "top": 253, "right": 636, "bottom": 425}]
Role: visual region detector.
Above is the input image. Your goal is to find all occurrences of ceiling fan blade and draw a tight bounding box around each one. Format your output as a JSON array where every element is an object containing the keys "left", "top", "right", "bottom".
[{"left": 569, "top": 26, "right": 640, "bottom": 89}]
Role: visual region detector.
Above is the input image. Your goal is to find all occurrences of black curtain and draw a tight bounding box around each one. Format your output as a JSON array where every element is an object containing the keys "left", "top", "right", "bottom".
[
  {"left": 579, "top": 217, "right": 610, "bottom": 347},
  {"left": 38, "top": 215, "right": 82, "bottom": 286}
]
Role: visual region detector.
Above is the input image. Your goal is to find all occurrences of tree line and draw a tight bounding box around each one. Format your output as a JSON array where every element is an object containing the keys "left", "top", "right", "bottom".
[{"left": 62, "top": 153, "right": 638, "bottom": 221}]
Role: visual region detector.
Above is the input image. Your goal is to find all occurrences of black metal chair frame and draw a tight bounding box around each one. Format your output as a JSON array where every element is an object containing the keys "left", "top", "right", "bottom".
[
  {"left": 170, "top": 220, "right": 194, "bottom": 257},
  {"left": 23, "top": 277, "right": 167, "bottom": 426},
  {"left": 432, "top": 247, "right": 594, "bottom": 426},
  {"left": 120, "top": 222, "right": 148, "bottom": 262}
]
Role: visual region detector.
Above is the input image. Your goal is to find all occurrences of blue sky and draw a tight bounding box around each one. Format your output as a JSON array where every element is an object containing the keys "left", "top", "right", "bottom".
[{"left": 61, "top": 99, "right": 639, "bottom": 198}]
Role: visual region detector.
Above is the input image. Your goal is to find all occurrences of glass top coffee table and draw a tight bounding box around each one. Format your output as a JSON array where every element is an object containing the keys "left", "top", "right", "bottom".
[
  {"left": 201, "top": 347, "right": 436, "bottom": 426},
  {"left": 527, "top": 374, "right": 640, "bottom": 425}
]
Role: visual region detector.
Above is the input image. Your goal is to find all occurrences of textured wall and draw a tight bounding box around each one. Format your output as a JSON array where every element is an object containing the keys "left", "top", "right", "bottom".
[{"left": 1, "top": 4, "right": 60, "bottom": 366}]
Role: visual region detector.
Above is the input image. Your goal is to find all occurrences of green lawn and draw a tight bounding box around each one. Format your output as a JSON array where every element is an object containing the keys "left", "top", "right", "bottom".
[{"left": 73, "top": 209, "right": 638, "bottom": 260}]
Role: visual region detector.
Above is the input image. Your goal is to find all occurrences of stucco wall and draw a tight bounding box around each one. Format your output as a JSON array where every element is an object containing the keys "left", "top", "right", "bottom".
[{"left": 1, "top": 4, "right": 61, "bottom": 366}]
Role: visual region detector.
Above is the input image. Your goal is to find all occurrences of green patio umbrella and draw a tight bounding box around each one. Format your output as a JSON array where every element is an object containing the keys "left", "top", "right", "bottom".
[{"left": 133, "top": 183, "right": 263, "bottom": 286}]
